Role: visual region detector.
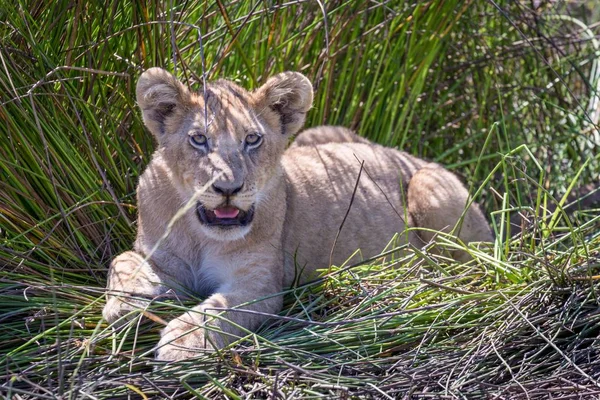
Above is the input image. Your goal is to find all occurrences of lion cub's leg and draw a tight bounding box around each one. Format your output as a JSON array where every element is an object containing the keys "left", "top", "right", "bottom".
[
  {"left": 407, "top": 164, "right": 493, "bottom": 262},
  {"left": 155, "top": 252, "right": 283, "bottom": 361},
  {"left": 156, "top": 287, "right": 283, "bottom": 361},
  {"left": 103, "top": 251, "right": 169, "bottom": 324}
]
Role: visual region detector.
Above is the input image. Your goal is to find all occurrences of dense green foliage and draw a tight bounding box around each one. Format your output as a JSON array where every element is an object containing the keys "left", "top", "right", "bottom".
[{"left": 1, "top": 1, "right": 599, "bottom": 398}]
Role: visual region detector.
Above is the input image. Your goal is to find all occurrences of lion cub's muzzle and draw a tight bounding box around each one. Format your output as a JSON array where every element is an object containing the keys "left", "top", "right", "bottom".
[
  {"left": 196, "top": 181, "right": 255, "bottom": 228},
  {"left": 196, "top": 203, "right": 255, "bottom": 227}
]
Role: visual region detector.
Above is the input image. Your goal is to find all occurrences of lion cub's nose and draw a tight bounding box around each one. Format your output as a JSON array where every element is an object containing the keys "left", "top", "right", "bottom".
[{"left": 212, "top": 182, "right": 243, "bottom": 197}]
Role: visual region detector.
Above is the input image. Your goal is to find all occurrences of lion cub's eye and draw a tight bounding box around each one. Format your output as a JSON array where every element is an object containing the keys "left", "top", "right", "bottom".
[
  {"left": 244, "top": 133, "right": 262, "bottom": 149},
  {"left": 189, "top": 133, "right": 208, "bottom": 149}
]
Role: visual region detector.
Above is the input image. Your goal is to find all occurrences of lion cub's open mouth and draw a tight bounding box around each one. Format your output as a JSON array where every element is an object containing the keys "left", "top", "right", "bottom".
[{"left": 197, "top": 203, "right": 255, "bottom": 227}]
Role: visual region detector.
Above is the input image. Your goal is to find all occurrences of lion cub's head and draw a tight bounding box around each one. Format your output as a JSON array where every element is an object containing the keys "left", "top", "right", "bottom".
[{"left": 136, "top": 68, "right": 313, "bottom": 241}]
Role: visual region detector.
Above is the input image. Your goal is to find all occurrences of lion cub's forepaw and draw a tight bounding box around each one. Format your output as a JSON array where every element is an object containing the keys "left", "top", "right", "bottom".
[
  {"left": 102, "top": 296, "right": 149, "bottom": 326},
  {"left": 155, "top": 314, "right": 216, "bottom": 361}
]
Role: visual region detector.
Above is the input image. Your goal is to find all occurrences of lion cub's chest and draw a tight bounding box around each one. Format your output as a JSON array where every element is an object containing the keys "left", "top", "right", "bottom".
[{"left": 179, "top": 239, "right": 241, "bottom": 298}]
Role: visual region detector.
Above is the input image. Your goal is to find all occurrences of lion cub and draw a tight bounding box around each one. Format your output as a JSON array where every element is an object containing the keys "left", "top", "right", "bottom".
[{"left": 103, "top": 68, "right": 493, "bottom": 361}]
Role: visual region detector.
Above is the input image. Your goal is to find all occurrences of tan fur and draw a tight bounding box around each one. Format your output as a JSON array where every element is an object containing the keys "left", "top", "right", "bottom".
[
  {"left": 103, "top": 68, "right": 493, "bottom": 361},
  {"left": 292, "top": 125, "right": 370, "bottom": 147}
]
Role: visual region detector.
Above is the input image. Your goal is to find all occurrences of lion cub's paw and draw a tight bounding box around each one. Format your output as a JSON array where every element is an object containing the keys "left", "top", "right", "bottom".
[
  {"left": 102, "top": 296, "right": 149, "bottom": 326},
  {"left": 155, "top": 313, "right": 215, "bottom": 361}
]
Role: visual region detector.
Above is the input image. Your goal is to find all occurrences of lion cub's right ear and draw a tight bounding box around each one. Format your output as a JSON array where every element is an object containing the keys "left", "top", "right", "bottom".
[
  {"left": 136, "top": 68, "right": 191, "bottom": 137},
  {"left": 252, "top": 72, "right": 314, "bottom": 137}
]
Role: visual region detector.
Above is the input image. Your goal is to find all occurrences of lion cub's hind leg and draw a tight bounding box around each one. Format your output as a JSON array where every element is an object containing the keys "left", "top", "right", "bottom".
[{"left": 407, "top": 164, "right": 493, "bottom": 262}]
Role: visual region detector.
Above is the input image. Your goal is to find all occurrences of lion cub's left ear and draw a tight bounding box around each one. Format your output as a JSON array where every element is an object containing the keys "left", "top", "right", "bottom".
[{"left": 253, "top": 72, "right": 313, "bottom": 136}]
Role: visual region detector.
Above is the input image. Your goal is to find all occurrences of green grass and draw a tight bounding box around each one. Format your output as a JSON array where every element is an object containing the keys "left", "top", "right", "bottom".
[{"left": 1, "top": 0, "right": 600, "bottom": 398}]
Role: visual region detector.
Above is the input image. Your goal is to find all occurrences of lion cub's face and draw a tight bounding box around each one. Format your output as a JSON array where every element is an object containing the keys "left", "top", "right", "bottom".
[{"left": 136, "top": 68, "right": 313, "bottom": 241}]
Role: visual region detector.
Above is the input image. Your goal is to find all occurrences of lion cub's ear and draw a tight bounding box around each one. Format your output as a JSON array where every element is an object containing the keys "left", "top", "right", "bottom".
[
  {"left": 253, "top": 72, "right": 313, "bottom": 136},
  {"left": 136, "top": 68, "right": 191, "bottom": 137}
]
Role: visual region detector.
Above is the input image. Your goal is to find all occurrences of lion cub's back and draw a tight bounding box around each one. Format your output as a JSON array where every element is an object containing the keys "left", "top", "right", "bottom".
[{"left": 280, "top": 142, "right": 425, "bottom": 286}]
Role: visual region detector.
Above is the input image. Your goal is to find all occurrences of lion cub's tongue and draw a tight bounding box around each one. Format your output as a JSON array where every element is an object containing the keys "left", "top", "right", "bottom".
[{"left": 214, "top": 206, "right": 240, "bottom": 219}]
